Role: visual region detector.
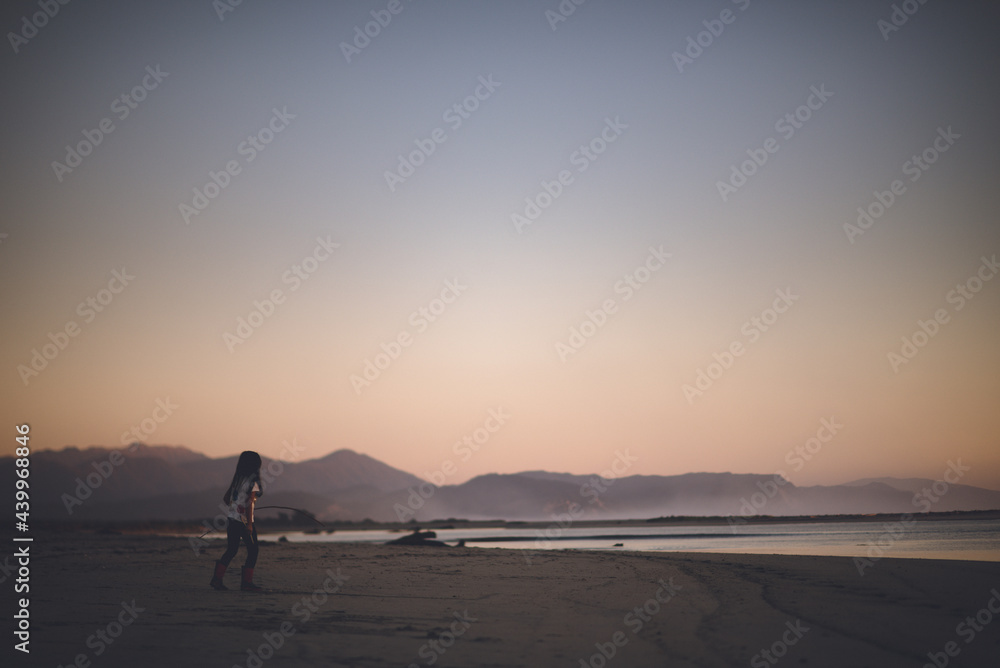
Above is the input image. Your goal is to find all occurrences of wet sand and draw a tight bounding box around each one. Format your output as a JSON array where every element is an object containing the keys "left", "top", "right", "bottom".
[{"left": 20, "top": 531, "right": 1000, "bottom": 667}]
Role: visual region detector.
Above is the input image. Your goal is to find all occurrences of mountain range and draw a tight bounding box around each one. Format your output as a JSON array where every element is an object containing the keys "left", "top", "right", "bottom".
[{"left": 5, "top": 444, "right": 999, "bottom": 523}]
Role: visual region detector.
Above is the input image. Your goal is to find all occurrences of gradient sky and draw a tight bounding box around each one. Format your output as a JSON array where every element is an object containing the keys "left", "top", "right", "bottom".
[{"left": 3, "top": 0, "right": 999, "bottom": 491}]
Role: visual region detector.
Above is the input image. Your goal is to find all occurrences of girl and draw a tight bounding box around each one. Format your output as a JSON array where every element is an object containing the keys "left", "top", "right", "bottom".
[{"left": 210, "top": 451, "right": 264, "bottom": 591}]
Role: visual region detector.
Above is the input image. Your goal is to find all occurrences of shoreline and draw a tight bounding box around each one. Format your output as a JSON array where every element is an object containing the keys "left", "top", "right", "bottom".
[
  {"left": 19, "top": 530, "right": 1000, "bottom": 667},
  {"left": 28, "top": 507, "right": 1000, "bottom": 535}
]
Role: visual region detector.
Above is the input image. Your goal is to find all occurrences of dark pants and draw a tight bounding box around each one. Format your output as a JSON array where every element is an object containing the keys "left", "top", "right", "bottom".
[{"left": 219, "top": 518, "right": 258, "bottom": 568}]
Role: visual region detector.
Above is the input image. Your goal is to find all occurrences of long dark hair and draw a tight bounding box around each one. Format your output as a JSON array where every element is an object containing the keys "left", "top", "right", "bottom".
[{"left": 224, "top": 451, "right": 262, "bottom": 504}]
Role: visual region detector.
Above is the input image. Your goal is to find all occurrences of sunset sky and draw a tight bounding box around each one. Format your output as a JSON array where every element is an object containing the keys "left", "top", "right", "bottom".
[{"left": 3, "top": 0, "right": 999, "bottom": 491}]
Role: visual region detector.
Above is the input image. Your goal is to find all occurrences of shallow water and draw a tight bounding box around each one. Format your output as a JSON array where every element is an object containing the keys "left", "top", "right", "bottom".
[{"left": 268, "top": 518, "right": 1000, "bottom": 562}]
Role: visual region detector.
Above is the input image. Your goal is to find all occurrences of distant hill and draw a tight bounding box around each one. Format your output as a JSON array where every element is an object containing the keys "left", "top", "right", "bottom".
[
  {"left": 844, "top": 476, "right": 974, "bottom": 494},
  {"left": 428, "top": 472, "right": 1000, "bottom": 522},
  {"left": 4, "top": 445, "right": 999, "bottom": 523},
  {"left": 4, "top": 444, "right": 423, "bottom": 521},
  {"left": 840, "top": 476, "right": 1000, "bottom": 513},
  {"left": 33, "top": 442, "right": 209, "bottom": 467}
]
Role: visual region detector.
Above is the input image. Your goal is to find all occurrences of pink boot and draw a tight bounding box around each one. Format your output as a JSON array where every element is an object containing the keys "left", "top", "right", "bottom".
[
  {"left": 241, "top": 566, "right": 263, "bottom": 592},
  {"left": 210, "top": 561, "right": 227, "bottom": 590}
]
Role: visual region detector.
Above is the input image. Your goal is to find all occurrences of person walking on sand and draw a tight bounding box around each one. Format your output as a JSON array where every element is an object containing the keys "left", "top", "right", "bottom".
[{"left": 209, "top": 451, "right": 264, "bottom": 592}]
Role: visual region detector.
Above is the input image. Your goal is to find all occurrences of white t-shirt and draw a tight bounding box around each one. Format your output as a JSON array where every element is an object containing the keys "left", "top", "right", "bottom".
[{"left": 226, "top": 476, "right": 262, "bottom": 524}]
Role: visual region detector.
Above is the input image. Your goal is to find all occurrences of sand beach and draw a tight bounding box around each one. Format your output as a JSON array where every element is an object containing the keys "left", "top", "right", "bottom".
[{"left": 17, "top": 530, "right": 1000, "bottom": 667}]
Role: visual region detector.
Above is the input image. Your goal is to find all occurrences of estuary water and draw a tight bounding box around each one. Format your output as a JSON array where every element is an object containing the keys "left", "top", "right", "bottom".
[{"left": 269, "top": 518, "right": 1000, "bottom": 562}]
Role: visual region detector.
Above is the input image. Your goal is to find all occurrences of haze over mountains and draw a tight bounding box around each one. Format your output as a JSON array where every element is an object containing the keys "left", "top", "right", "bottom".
[{"left": 7, "top": 444, "right": 999, "bottom": 523}]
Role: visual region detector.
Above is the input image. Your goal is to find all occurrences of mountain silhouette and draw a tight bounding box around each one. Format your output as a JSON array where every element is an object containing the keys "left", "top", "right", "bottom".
[{"left": 4, "top": 445, "right": 999, "bottom": 522}]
